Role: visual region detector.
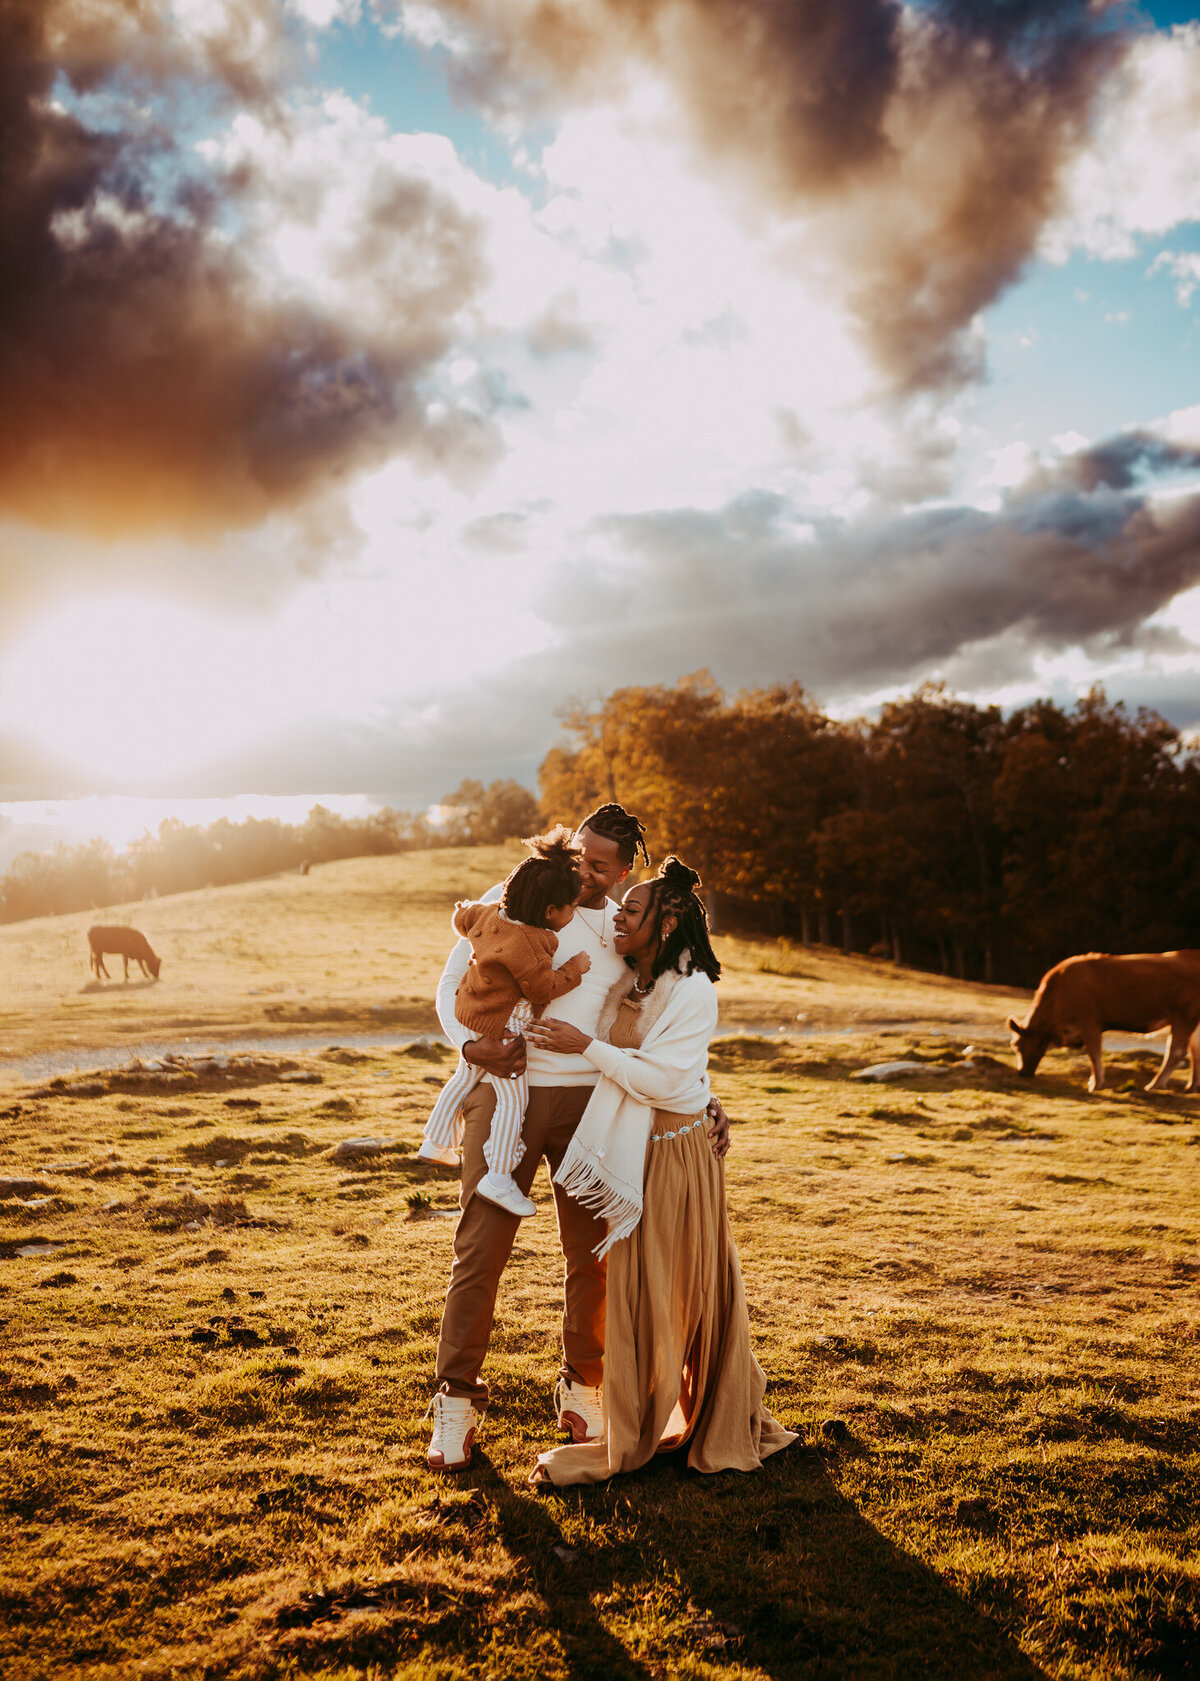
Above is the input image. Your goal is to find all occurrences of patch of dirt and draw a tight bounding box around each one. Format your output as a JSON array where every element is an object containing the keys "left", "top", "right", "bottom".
[
  {"left": 143, "top": 1191, "right": 285, "bottom": 1233},
  {"left": 25, "top": 1053, "right": 325, "bottom": 1103},
  {"left": 180, "top": 1131, "right": 315, "bottom": 1165}
]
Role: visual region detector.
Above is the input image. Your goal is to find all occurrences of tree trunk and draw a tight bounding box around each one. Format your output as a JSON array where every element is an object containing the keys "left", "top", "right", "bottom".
[
  {"left": 840, "top": 907, "right": 852, "bottom": 954},
  {"left": 937, "top": 934, "right": 949, "bottom": 975},
  {"left": 892, "top": 924, "right": 902, "bottom": 966},
  {"left": 801, "top": 905, "right": 812, "bottom": 946},
  {"left": 984, "top": 944, "right": 994, "bottom": 985},
  {"left": 818, "top": 903, "right": 832, "bottom": 947},
  {"left": 954, "top": 940, "right": 966, "bottom": 981}
]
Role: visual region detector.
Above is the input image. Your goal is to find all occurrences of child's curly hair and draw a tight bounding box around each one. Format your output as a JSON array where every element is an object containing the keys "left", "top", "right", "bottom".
[{"left": 501, "top": 825, "right": 583, "bottom": 928}]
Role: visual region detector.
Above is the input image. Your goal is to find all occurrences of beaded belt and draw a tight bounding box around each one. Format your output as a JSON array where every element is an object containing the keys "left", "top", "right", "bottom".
[{"left": 649, "top": 1114, "right": 709, "bottom": 1145}]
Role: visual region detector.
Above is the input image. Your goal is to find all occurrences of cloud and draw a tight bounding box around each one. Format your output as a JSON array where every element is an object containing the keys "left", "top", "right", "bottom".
[
  {"left": 0, "top": 0, "right": 497, "bottom": 539},
  {"left": 1150, "top": 250, "right": 1200, "bottom": 307},
  {"left": 1045, "top": 22, "right": 1200, "bottom": 262},
  {"left": 7, "top": 423, "right": 1200, "bottom": 806},
  {"left": 395, "top": 0, "right": 1131, "bottom": 391},
  {"left": 524, "top": 427, "right": 1200, "bottom": 707}
]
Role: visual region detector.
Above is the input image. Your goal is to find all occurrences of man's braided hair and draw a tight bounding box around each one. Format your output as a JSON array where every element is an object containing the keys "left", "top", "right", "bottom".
[
  {"left": 639, "top": 856, "right": 721, "bottom": 983},
  {"left": 576, "top": 802, "right": 650, "bottom": 867}
]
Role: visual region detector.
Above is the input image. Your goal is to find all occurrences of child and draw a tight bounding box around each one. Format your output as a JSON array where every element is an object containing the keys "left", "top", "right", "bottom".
[{"left": 418, "top": 829, "right": 591, "bottom": 1217}]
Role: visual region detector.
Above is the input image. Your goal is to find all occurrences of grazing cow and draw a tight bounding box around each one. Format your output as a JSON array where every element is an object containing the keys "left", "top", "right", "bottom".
[
  {"left": 87, "top": 926, "right": 162, "bottom": 982},
  {"left": 1008, "top": 950, "right": 1200, "bottom": 1094}
]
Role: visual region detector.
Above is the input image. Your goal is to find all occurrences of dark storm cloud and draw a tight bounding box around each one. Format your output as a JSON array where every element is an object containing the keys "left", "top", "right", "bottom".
[
  {"left": 408, "top": 0, "right": 1130, "bottom": 391},
  {"left": 0, "top": 0, "right": 494, "bottom": 539},
  {"left": 1057, "top": 429, "right": 1200, "bottom": 493},
  {"left": 531, "top": 429, "right": 1200, "bottom": 699}
]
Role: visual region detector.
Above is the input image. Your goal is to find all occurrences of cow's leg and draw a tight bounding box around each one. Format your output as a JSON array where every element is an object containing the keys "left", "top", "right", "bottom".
[
  {"left": 122, "top": 954, "right": 130, "bottom": 981},
  {"left": 1146, "top": 1023, "right": 1188, "bottom": 1093},
  {"left": 1181, "top": 1023, "right": 1200, "bottom": 1094},
  {"left": 1083, "top": 1028, "right": 1105, "bottom": 1093},
  {"left": 96, "top": 954, "right": 109, "bottom": 980}
]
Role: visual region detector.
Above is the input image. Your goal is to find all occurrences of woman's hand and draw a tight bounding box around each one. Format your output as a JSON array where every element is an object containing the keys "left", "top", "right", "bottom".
[
  {"left": 526, "top": 1018, "right": 592, "bottom": 1056},
  {"left": 706, "top": 1095, "right": 731, "bottom": 1159}
]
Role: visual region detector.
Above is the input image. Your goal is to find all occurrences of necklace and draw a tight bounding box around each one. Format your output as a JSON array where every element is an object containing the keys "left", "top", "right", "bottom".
[
  {"left": 579, "top": 901, "right": 609, "bottom": 949},
  {"left": 631, "top": 973, "right": 655, "bottom": 998}
]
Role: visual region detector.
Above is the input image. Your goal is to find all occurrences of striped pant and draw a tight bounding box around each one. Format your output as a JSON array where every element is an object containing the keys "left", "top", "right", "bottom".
[{"left": 422, "top": 1000, "right": 531, "bottom": 1176}]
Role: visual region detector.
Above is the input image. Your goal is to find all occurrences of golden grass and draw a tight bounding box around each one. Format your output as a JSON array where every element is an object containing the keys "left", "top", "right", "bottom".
[
  {"left": 1, "top": 850, "right": 1197, "bottom": 1679},
  {"left": 0, "top": 845, "right": 1030, "bottom": 1062}
]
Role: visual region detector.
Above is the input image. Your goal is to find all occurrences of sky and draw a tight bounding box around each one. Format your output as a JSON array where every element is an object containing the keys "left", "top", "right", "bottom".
[{"left": 2, "top": 0, "right": 1200, "bottom": 860}]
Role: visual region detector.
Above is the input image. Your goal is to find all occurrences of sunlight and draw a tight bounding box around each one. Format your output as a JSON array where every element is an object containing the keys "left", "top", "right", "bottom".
[
  {"left": 0, "top": 793, "right": 376, "bottom": 863},
  {"left": 0, "top": 597, "right": 297, "bottom": 783},
  {"left": 0, "top": 582, "right": 542, "bottom": 791}
]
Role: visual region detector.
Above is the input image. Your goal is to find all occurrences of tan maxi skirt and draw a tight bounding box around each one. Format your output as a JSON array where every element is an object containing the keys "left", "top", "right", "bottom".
[{"left": 537, "top": 1107, "right": 796, "bottom": 1486}]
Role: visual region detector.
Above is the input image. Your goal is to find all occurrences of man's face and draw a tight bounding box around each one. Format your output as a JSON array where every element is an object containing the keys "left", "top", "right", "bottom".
[{"left": 573, "top": 825, "right": 629, "bottom": 908}]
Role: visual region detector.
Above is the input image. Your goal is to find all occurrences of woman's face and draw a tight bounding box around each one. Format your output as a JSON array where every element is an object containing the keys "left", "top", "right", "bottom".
[{"left": 613, "top": 884, "right": 674, "bottom": 962}]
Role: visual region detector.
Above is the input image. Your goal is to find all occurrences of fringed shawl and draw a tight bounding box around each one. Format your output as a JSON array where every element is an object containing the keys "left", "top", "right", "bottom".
[{"left": 554, "top": 962, "right": 717, "bottom": 1258}]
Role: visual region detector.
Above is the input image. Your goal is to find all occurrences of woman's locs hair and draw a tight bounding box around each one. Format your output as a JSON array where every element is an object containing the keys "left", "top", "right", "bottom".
[
  {"left": 639, "top": 855, "right": 721, "bottom": 984},
  {"left": 502, "top": 825, "right": 583, "bottom": 928},
  {"left": 577, "top": 802, "right": 650, "bottom": 868}
]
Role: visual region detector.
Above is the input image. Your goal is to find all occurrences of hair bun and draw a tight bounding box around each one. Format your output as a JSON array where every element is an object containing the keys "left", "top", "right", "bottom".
[
  {"left": 660, "top": 855, "right": 700, "bottom": 892},
  {"left": 525, "top": 823, "right": 580, "bottom": 861}
]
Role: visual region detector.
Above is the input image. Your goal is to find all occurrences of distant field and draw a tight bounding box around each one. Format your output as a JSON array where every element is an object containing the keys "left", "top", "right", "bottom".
[
  {"left": 1, "top": 852, "right": 1197, "bottom": 1679},
  {"left": 0, "top": 845, "right": 1031, "bottom": 1065}
]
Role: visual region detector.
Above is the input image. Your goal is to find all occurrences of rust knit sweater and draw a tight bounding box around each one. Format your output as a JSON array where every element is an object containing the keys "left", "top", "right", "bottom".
[{"left": 451, "top": 900, "right": 588, "bottom": 1040}]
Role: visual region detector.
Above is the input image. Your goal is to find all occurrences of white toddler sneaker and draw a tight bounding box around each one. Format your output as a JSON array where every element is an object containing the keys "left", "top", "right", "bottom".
[
  {"left": 424, "top": 1390, "right": 482, "bottom": 1471},
  {"left": 554, "top": 1378, "right": 604, "bottom": 1443},
  {"left": 417, "top": 1138, "right": 459, "bottom": 1166},
  {"left": 476, "top": 1172, "right": 536, "bottom": 1218}
]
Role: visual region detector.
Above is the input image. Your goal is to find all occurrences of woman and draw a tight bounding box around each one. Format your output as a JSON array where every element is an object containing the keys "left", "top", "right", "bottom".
[{"left": 524, "top": 856, "right": 795, "bottom": 1486}]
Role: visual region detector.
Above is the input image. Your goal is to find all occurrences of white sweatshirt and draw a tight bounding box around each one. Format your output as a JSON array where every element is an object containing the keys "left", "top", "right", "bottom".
[{"left": 434, "top": 885, "right": 629, "bottom": 1087}]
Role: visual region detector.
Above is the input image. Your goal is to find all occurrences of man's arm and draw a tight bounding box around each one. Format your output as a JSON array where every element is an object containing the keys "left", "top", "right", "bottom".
[{"left": 434, "top": 883, "right": 525, "bottom": 1078}]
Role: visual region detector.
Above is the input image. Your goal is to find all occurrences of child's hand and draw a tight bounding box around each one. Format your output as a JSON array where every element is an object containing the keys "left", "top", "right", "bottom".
[{"left": 574, "top": 952, "right": 591, "bottom": 974}]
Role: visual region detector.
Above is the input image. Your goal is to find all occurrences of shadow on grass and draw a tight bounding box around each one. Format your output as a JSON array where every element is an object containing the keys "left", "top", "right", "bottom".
[
  {"left": 467, "top": 1444, "right": 1049, "bottom": 1681},
  {"left": 78, "top": 978, "right": 159, "bottom": 994}
]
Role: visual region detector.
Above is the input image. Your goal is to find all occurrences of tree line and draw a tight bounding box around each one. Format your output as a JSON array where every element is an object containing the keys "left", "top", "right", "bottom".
[
  {"left": 9, "top": 676, "right": 1200, "bottom": 987},
  {"left": 538, "top": 673, "right": 1200, "bottom": 987},
  {"left": 0, "top": 779, "right": 539, "bottom": 924}
]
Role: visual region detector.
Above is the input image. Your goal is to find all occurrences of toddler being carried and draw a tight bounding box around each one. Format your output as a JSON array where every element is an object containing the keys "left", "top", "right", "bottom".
[{"left": 418, "top": 828, "right": 590, "bottom": 1217}]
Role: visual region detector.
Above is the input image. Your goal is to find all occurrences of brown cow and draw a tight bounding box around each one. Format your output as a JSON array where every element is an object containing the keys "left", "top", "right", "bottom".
[
  {"left": 1008, "top": 950, "right": 1200, "bottom": 1094},
  {"left": 87, "top": 926, "right": 162, "bottom": 982}
]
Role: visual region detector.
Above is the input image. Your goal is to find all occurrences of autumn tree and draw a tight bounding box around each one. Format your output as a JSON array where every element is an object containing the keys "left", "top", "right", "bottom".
[
  {"left": 439, "top": 779, "right": 541, "bottom": 846},
  {"left": 995, "top": 690, "right": 1200, "bottom": 971}
]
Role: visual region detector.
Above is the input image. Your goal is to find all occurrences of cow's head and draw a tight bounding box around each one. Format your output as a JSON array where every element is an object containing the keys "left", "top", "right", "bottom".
[
  {"left": 1007, "top": 1016, "right": 1052, "bottom": 1077},
  {"left": 148, "top": 955, "right": 162, "bottom": 979}
]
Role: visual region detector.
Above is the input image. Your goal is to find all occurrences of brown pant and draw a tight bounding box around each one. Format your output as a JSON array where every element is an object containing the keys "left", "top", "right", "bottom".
[{"left": 434, "top": 1081, "right": 607, "bottom": 1406}]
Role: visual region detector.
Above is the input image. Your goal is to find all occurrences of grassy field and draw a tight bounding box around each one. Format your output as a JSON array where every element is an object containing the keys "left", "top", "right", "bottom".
[{"left": 1, "top": 849, "right": 1197, "bottom": 1680}]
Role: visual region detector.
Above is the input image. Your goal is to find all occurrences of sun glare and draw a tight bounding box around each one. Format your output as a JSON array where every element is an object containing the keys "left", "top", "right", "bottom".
[{"left": 0, "top": 597, "right": 292, "bottom": 783}]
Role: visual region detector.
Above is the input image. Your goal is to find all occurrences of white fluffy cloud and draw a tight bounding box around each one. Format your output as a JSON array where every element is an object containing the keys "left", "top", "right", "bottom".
[{"left": 1044, "top": 24, "right": 1200, "bottom": 262}]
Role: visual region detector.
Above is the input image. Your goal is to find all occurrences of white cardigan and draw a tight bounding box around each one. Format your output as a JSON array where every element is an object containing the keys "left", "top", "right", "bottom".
[{"left": 554, "top": 965, "right": 717, "bottom": 1258}]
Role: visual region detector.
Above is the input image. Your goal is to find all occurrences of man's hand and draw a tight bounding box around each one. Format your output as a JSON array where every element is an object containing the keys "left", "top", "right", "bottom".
[
  {"left": 706, "top": 1094, "right": 731, "bottom": 1159},
  {"left": 463, "top": 1031, "right": 526, "bottom": 1079}
]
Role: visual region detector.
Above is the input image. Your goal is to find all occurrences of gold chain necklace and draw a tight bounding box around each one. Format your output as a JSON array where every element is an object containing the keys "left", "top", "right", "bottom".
[{"left": 578, "top": 901, "right": 608, "bottom": 949}]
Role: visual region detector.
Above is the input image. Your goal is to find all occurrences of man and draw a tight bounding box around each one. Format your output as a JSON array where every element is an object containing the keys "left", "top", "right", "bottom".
[{"left": 425, "top": 802, "right": 730, "bottom": 1470}]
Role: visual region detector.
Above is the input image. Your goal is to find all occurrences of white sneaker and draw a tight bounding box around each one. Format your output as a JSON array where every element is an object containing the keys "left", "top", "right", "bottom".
[
  {"left": 424, "top": 1390, "right": 482, "bottom": 1471},
  {"left": 476, "top": 1172, "right": 536, "bottom": 1218},
  {"left": 554, "top": 1377, "right": 604, "bottom": 1443},
  {"left": 417, "top": 1139, "right": 459, "bottom": 1166}
]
